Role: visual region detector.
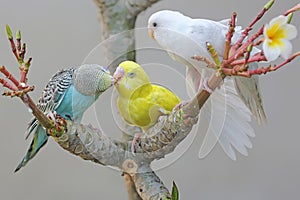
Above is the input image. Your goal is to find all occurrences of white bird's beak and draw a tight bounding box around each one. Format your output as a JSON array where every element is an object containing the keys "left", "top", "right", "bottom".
[{"left": 148, "top": 28, "right": 155, "bottom": 40}]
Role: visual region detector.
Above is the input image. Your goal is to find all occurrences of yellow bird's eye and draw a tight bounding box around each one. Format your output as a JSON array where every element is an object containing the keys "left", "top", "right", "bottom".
[
  {"left": 128, "top": 72, "right": 136, "bottom": 78},
  {"left": 153, "top": 22, "right": 157, "bottom": 27}
]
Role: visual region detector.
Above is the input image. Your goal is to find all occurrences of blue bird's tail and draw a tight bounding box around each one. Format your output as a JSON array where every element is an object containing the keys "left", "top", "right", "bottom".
[{"left": 15, "top": 125, "right": 48, "bottom": 172}]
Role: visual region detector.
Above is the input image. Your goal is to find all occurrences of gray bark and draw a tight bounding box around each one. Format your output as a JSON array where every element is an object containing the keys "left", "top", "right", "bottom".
[{"left": 93, "top": 0, "right": 161, "bottom": 71}]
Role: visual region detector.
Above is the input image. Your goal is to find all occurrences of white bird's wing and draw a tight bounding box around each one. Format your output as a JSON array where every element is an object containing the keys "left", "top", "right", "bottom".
[
  {"left": 232, "top": 47, "right": 267, "bottom": 124},
  {"left": 234, "top": 74, "right": 267, "bottom": 125},
  {"left": 199, "top": 75, "right": 255, "bottom": 160}
]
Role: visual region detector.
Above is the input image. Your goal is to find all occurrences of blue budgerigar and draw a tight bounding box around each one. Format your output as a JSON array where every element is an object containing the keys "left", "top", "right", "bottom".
[{"left": 15, "top": 64, "right": 114, "bottom": 172}]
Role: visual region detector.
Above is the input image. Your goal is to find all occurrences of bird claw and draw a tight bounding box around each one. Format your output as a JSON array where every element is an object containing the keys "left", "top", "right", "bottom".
[
  {"left": 173, "top": 101, "right": 189, "bottom": 111},
  {"left": 87, "top": 123, "right": 101, "bottom": 132},
  {"left": 47, "top": 111, "right": 57, "bottom": 124},
  {"left": 201, "top": 77, "right": 214, "bottom": 94}
]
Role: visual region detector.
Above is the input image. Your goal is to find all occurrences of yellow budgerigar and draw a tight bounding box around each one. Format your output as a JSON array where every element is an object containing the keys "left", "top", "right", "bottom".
[{"left": 114, "top": 61, "right": 181, "bottom": 154}]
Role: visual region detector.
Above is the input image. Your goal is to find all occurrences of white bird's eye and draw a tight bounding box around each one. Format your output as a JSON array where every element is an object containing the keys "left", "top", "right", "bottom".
[
  {"left": 128, "top": 72, "right": 135, "bottom": 78},
  {"left": 153, "top": 22, "right": 157, "bottom": 27}
]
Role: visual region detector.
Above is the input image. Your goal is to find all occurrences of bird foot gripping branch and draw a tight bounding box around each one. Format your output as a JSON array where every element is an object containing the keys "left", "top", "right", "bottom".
[{"left": 48, "top": 114, "right": 68, "bottom": 138}]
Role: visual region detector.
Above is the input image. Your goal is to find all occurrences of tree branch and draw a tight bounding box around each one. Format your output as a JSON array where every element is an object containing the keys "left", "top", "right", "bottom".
[
  {"left": 54, "top": 87, "right": 207, "bottom": 165},
  {"left": 130, "top": 165, "right": 171, "bottom": 200},
  {"left": 124, "top": 173, "right": 143, "bottom": 200},
  {"left": 92, "top": 1, "right": 162, "bottom": 199}
]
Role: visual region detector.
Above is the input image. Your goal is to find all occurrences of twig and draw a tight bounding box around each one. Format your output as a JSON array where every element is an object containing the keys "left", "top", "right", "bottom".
[
  {"left": 2, "top": 86, "right": 34, "bottom": 97},
  {"left": 223, "top": 12, "right": 237, "bottom": 60},
  {"left": 6, "top": 28, "right": 19, "bottom": 61},
  {"left": 20, "top": 57, "right": 32, "bottom": 83},
  {"left": 191, "top": 55, "right": 217, "bottom": 69},
  {"left": 231, "top": 0, "right": 274, "bottom": 53},
  {"left": 22, "top": 94, "right": 53, "bottom": 129},
  {"left": 271, "top": 51, "right": 300, "bottom": 71},
  {"left": 222, "top": 51, "right": 300, "bottom": 77},
  {"left": 284, "top": 3, "right": 300, "bottom": 16},
  {"left": 229, "top": 53, "right": 266, "bottom": 66},
  {"left": 0, "top": 66, "right": 20, "bottom": 88},
  {"left": 227, "top": 26, "right": 264, "bottom": 64},
  {"left": 0, "top": 78, "right": 18, "bottom": 91}
]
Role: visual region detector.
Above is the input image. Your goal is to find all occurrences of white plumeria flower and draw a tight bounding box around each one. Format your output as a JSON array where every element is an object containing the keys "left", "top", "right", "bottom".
[{"left": 263, "top": 15, "right": 297, "bottom": 61}]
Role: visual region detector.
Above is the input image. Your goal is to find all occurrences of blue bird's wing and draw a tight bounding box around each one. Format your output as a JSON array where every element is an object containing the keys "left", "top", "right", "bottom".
[
  {"left": 14, "top": 68, "right": 76, "bottom": 172},
  {"left": 25, "top": 68, "right": 75, "bottom": 139}
]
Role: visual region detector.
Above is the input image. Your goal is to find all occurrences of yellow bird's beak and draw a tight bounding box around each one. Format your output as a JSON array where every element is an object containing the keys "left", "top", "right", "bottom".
[
  {"left": 113, "top": 66, "right": 124, "bottom": 86},
  {"left": 148, "top": 28, "right": 155, "bottom": 40}
]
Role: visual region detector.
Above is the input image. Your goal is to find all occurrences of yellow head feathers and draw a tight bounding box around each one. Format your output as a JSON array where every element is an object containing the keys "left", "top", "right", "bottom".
[{"left": 114, "top": 61, "right": 150, "bottom": 99}]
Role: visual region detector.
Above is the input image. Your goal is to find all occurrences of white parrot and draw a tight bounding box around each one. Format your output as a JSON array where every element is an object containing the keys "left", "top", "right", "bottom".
[{"left": 148, "top": 10, "right": 267, "bottom": 160}]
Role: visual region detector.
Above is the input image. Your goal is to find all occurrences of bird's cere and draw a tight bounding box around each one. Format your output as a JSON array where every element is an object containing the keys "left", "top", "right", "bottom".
[
  {"left": 102, "top": 66, "right": 110, "bottom": 73},
  {"left": 263, "top": 15, "right": 297, "bottom": 61}
]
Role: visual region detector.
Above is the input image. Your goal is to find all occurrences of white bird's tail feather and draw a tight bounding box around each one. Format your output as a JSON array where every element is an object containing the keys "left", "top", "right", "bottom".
[{"left": 195, "top": 72, "right": 255, "bottom": 160}]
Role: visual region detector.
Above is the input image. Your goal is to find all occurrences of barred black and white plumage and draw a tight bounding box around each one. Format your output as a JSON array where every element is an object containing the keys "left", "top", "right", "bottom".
[{"left": 26, "top": 68, "right": 75, "bottom": 139}]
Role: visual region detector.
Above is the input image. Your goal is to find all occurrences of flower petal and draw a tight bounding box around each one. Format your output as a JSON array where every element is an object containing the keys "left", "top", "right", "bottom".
[
  {"left": 280, "top": 39, "right": 293, "bottom": 59},
  {"left": 269, "top": 15, "right": 287, "bottom": 28},
  {"left": 265, "top": 16, "right": 288, "bottom": 40},
  {"left": 263, "top": 40, "right": 281, "bottom": 61},
  {"left": 263, "top": 24, "right": 269, "bottom": 38},
  {"left": 282, "top": 24, "right": 298, "bottom": 40}
]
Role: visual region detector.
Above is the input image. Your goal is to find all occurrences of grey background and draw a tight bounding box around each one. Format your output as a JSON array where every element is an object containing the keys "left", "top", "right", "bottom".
[{"left": 0, "top": 0, "right": 300, "bottom": 199}]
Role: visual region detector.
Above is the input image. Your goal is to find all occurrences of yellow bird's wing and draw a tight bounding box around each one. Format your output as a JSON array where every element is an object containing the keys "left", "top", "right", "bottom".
[
  {"left": 129, "top": 84, "right": 181, "bottom": 130},
  {"left": 117, "top": 82, "right": 181, "bottom": 131},
  {"left": 117, "top": 84, "right": 156, "bottom": 129},
  {"left": 150, "top": 84, "right": 181, "bottom": 112}
]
